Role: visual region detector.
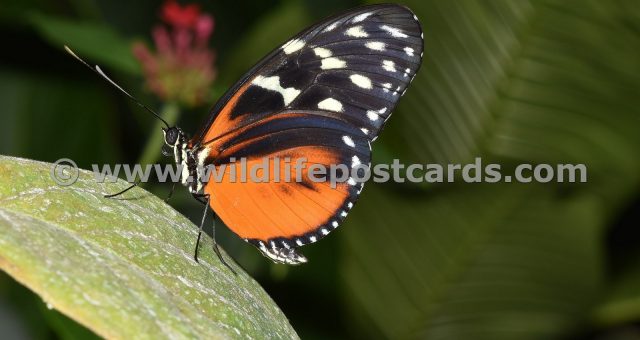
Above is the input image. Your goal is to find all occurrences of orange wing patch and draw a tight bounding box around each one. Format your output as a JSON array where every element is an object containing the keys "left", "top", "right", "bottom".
[
  {"left": 200, "top": 81, "right": 252, "bottom": 145},
  {"left": 204, "top": 146, "right": 353, "bottom": 242}
]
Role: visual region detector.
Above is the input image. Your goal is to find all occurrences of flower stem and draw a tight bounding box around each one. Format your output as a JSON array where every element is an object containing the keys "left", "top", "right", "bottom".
[{"left": 137, "top": 103, "right": 180, "bottom": 167}]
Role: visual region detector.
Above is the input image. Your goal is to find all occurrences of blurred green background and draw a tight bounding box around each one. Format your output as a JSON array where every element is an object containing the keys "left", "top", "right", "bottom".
[{"left": 1, "top": 0, "right": 640, "bottom": 339}]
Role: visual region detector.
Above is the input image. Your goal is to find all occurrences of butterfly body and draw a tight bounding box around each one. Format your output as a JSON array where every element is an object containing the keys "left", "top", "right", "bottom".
[
  {"left": 163, "top": 127, "right": 201, "bottom": 194},
  {"left": 159, "top": 4, "right": 424, "bottom": 264}
]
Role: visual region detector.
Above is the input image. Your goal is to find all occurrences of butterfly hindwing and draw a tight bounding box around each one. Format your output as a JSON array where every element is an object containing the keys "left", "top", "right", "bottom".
[
  {"left": 192, "top": 4, "right": 423, "bottom": 263},
  {"left": 203, "top": 112, "right": 370, "bottom": 263}
]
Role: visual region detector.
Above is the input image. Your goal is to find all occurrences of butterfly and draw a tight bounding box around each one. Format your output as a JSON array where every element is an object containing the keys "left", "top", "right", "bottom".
[{"left": 66, "top": 3, "right": 423, "bottom": 267}]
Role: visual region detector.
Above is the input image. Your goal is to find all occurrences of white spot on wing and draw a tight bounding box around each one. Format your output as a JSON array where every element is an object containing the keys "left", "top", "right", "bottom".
[
  {"left": 332, "top": 221, "right": 339, "bottom": 228},
  {"left": 380, "top": 25, "right": 408, "bottom": 38},
  {"left": 353, "top": 12, "right": 373, "bottom": 23},
  {"left": 361, "top": 128, "right": 369, "bottom": 135},
  {"left": 342, "top": 135, "right": 355, "bottom": 147},
  {"left": 321, "top": 57, "right": 346, "bottom": 70},
  {"left": 313, "top": 47, "right": 332, "bottom": 58},
  {"left": 350, "top": 74, "right": 372, "bottom": 89},
  {"left": 324, "top": 22, "right": 338, "bottom": 32},
  {"left": 282, "top": 38, "right": 305, "bottom": 54},
  {"left": 252, "top": 75, "right": 301, "bottom": 106},
  {"left": 366, "top": 107, "right": 387, "bottom": 121},
  {"left": 404, "top": 47, "right": 415, "bottom": 56},
  {"left": 346, "top": 25, "right": 368, "bottom": 38},
  {"left": 318, "top": 98, "right": 343, "bottom": 112},
  {"left": 382, "top": 60, "right": 396, "bottom": 72},
  {"left": 348, "top": 177, "right": 357, "bottom": 186},
  {"left": 365, "top": 41, "right": 386, "bottom": 51},
  {"left": 352, "top": 155, "right": 361, "bottom": 168}
]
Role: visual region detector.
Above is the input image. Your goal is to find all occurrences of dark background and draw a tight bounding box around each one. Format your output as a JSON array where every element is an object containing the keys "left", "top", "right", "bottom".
[{"left": 1, "top": 0, "right": 640, "bottom": 339}]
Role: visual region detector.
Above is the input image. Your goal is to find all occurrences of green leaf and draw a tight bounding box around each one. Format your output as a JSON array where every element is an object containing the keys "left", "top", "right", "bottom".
[
  {"left": 29, "top": 13, "right": 140, "bottom": 75},
  {"left": 382, "top": 0, "right": 640, "bottom": 201},
  {"left": 593, "top": 256, "right": 640, "bottom": 327},
  {"left": 0, "top": 69, "right": 120, "bottom": 165},
  {"left": 0, "top": 156, "right": 298, "bottom": 339},
  {"left": 340, "top": 1, "right": 640, "bottom": 337},
  {"left": 342, "top": 183, "right": 604, "bottom": 339}
]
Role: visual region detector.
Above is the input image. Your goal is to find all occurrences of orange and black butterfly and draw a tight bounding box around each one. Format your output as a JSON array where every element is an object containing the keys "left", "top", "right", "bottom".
[{"left": 68, "top": 4, "right": 423, "bottom": 267}]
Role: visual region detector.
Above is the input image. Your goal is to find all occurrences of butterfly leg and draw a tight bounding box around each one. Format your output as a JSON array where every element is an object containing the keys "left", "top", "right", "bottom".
[
  {"left": 103, "top": 179, "right": 141, "bottom": 198},
  {"left": 193, "top": 193, "right": 208, "bottom": 263},
  {"left": 164, "top": 182, "right": 176, "bottom": 202},
  {"left": 192, "top": 193, "right": 235, "bottom": 273},
  {"left": 210, "top": 213, "right": 236, "bottom": 274}
]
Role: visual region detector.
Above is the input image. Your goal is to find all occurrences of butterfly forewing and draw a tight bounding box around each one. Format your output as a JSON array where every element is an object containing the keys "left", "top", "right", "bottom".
[
  {"left": 193, "top": 4, "right": 423, "bottom": 263},
  {"left": 193, "top": 4, "right": 422, "bottom": 145}
]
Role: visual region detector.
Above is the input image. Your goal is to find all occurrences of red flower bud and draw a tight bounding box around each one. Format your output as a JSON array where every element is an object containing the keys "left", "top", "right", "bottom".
[
  {"left": 161, "top": 1, "right": 201, "bottom": 29},
  {"left": 133, "top": 0, "right": 216, "bottom": 107}
]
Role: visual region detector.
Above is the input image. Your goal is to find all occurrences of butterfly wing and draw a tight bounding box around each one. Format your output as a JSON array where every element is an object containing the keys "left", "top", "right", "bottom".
[
  {"left": 192, "top": 4, "right": 423, "bottom": 263},
  {"left": 202, "top": 111, "right": 370, "bottom": 264}
]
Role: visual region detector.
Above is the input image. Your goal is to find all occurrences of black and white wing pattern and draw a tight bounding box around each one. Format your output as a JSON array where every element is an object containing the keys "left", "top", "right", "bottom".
[
  {"left": 193, "top": 3, "right": 423, "bottom": 145},
  {"left": 193, "top": 4, "right": 423, "bottom": 264}
]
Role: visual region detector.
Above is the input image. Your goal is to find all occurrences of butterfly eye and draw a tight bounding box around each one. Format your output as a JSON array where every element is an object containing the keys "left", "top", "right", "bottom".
[{"left": 164, "top": 128, "right": 179, "bottom": 146}]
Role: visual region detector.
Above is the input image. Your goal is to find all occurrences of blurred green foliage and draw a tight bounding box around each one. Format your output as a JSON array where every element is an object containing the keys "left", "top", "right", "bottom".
[{"left": 0, "top": 0, "right": 639, "bottom": 339}]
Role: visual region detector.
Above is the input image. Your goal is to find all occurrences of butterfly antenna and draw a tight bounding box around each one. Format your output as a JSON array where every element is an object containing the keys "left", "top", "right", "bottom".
[{"left": 64, "top": 45, "right": 170, "bottom": 129}]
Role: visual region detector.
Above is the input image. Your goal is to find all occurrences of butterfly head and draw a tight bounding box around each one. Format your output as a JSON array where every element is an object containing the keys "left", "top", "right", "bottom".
[
  {"left": 162, "top": 127, "right": 184, "bottom": 147},
  {"left": 161, "top": 126, "right": 188, "bottom": 159}
]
